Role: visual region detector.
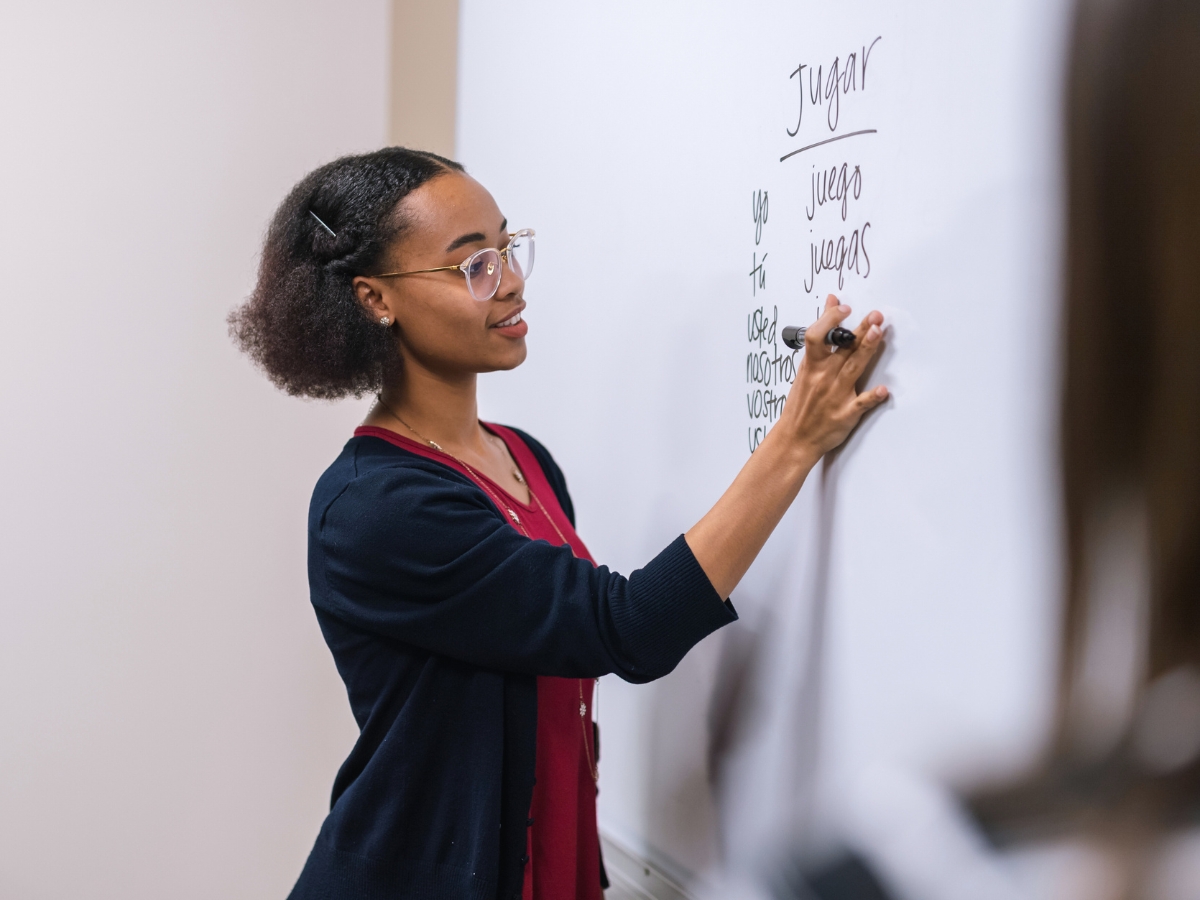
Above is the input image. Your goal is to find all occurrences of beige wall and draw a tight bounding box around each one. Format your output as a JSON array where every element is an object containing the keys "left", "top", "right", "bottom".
[
  {"left": 390, "top": 0, "right": 460, "bottom": 158},
  {"left": 0, "top": 4, "right": 459, "bottom": 897},
  {"left": 0, "top": 3, "right": 387, "bottom": 897}
]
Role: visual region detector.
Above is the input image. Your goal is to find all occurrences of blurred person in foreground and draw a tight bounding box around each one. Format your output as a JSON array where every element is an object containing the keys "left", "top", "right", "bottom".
[{"left": 968, "top": 0, "right": 1200, "bottom": 894}]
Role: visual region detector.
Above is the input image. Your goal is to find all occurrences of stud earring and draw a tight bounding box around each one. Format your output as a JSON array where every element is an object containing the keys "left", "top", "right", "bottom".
[{"left": 379, "top": 316, "right": 391, "bottom": 326}]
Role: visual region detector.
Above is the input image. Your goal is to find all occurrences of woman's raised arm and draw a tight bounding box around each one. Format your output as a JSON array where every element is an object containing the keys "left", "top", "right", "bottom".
[{"left": 686, "top": 295, "right": 888, "bottom": 599}]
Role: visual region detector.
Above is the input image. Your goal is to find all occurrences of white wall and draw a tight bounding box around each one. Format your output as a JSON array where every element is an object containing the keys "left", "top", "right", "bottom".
[{"left": 0, "top": 4, "right": 385, "bottom": 897}]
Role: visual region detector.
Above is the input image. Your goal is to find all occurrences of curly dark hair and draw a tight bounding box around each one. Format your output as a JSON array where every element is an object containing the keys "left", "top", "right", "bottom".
[{"left": 229, "top": 147, "right": 464, "bottom": 399}]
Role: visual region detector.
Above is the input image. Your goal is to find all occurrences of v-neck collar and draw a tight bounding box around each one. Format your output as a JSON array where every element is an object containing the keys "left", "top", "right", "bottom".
[{"left": 354, "top": 424, "right": 535, "bottom": 511}]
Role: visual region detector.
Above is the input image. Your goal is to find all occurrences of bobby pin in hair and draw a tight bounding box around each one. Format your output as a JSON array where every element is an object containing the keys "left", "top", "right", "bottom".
[{"left": 309, "top": 210, "right": 337, "bottom": 238}]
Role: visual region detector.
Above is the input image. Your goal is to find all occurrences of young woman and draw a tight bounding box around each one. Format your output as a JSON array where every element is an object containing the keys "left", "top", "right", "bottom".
[{"left": 230, "top": 147, "right": 888, "bottom": 900}]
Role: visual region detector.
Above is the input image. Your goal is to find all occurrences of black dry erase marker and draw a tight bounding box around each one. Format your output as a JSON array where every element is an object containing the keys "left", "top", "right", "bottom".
[{"left": 781, "top": 325, "right": 856, "bottom": 350}]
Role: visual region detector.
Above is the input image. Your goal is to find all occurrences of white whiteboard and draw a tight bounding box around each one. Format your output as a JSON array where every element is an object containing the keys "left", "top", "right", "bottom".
[{"left": 459, "top": 1, "right": 1069, "bottom": 892}]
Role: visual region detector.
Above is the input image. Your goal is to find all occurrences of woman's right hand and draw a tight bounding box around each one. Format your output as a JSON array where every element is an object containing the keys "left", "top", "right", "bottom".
[
  {"left": 685, "top": 293, "right": 888, "bottom": 599},
  {"left": 779, "top": 293, "right": 889, "bottom": 460}
]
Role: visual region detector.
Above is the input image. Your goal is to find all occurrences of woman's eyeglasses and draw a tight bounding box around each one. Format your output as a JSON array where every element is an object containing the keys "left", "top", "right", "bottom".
[{"left": 371, "top": 229, "right": 535, "bottom": 302}]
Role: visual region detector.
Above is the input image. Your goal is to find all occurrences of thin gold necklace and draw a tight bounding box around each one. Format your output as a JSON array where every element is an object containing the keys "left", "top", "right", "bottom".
[
  {"left": 376, "top": 396, "right": 527, "bottom": 485},
  {"left": 375, "top": 394, "right": 597, "bottom": 783},
  {"left": 375, "top": 395, "right": 529, "bottom": 533}
]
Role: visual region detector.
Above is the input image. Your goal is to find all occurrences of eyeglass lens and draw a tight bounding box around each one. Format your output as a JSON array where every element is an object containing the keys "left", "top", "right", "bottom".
[
  {"left": 464, "top": 232, "right": 535, "bottom": 301},
  {"left": 465, "top": 251, "right": 501, "bottom": 301},
  {"left": 508, "top": 231, "right": 534, "bottom": 281}
]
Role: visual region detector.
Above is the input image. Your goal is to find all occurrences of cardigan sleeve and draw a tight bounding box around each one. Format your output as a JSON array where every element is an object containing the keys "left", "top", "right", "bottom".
[{"left": 309, "top": 460, "right": 736, "bottom": 682}]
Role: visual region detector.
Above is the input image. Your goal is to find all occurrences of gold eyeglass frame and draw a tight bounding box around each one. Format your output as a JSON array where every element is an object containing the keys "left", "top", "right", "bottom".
[{"left": 370, "top": 228, "right": 535, "bottom": 302}]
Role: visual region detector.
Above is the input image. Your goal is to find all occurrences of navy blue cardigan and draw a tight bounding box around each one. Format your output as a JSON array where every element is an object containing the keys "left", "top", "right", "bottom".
[{"left": 288, "top": 430, "right": 737, "bottom": 900}]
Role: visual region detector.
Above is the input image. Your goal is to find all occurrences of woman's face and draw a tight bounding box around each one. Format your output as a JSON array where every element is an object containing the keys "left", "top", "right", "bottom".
[{"left": 358, "top": 172, "right": 528, "bottom": 378}]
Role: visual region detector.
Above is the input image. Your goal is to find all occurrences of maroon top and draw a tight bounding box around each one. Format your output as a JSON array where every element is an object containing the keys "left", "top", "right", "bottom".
[{"left": 353, "top": 424, "right": 603, "bottom": 900}]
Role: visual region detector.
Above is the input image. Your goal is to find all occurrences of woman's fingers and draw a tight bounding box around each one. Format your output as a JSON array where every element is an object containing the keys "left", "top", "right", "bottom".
[
  {"left": 837, "top": 315, "right": 885, "bottom": 384},
  {"left": 778, "top": 295, "right": 889, "bottom": 458},
  {"left": 853, "top": 309, "right": 884, "bottom": 339},
  {"left": 854, "top": 383, "right": 890, "bottom": 411},
  {"left": 805, "top": 294, "right": 852, "bottom": 361}
]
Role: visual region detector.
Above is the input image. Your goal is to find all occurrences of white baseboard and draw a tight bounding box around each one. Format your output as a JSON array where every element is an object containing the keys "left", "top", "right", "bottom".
[{"left": 600, "top": 832, "right": 697, "bottom": 900}]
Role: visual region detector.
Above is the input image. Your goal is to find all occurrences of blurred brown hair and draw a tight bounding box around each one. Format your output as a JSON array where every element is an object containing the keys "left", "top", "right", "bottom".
[
  {"left": 1060, "top": 0, "right": 1200, "bottom": 730},
  {"left": 970, "top": 1, "right": 1200, "bottom": 869}
]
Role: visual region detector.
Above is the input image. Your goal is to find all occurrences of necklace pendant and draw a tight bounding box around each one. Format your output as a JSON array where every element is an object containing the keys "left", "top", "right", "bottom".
[
  {"left": 508, "top": 509, "right": 520, "bottom": 524},
  {"left": 579, "top": 701, "right": 587, "bottom": 717},
  {"left": 428, "top": 440, "right": 443, "bottom": 451}
]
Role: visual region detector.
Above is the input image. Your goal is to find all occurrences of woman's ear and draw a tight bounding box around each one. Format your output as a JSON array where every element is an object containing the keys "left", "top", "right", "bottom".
[{"left": 353, "top": 276, "right": 395, "bottom": 326}]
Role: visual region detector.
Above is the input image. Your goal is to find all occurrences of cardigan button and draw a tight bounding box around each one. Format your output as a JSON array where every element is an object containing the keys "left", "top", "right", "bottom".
[
  {"left": 519, "top": 854, "right": 530, "bottom": 865},
  {"left": 526, "top": 817, "right": 534, "bottom": 827}
]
